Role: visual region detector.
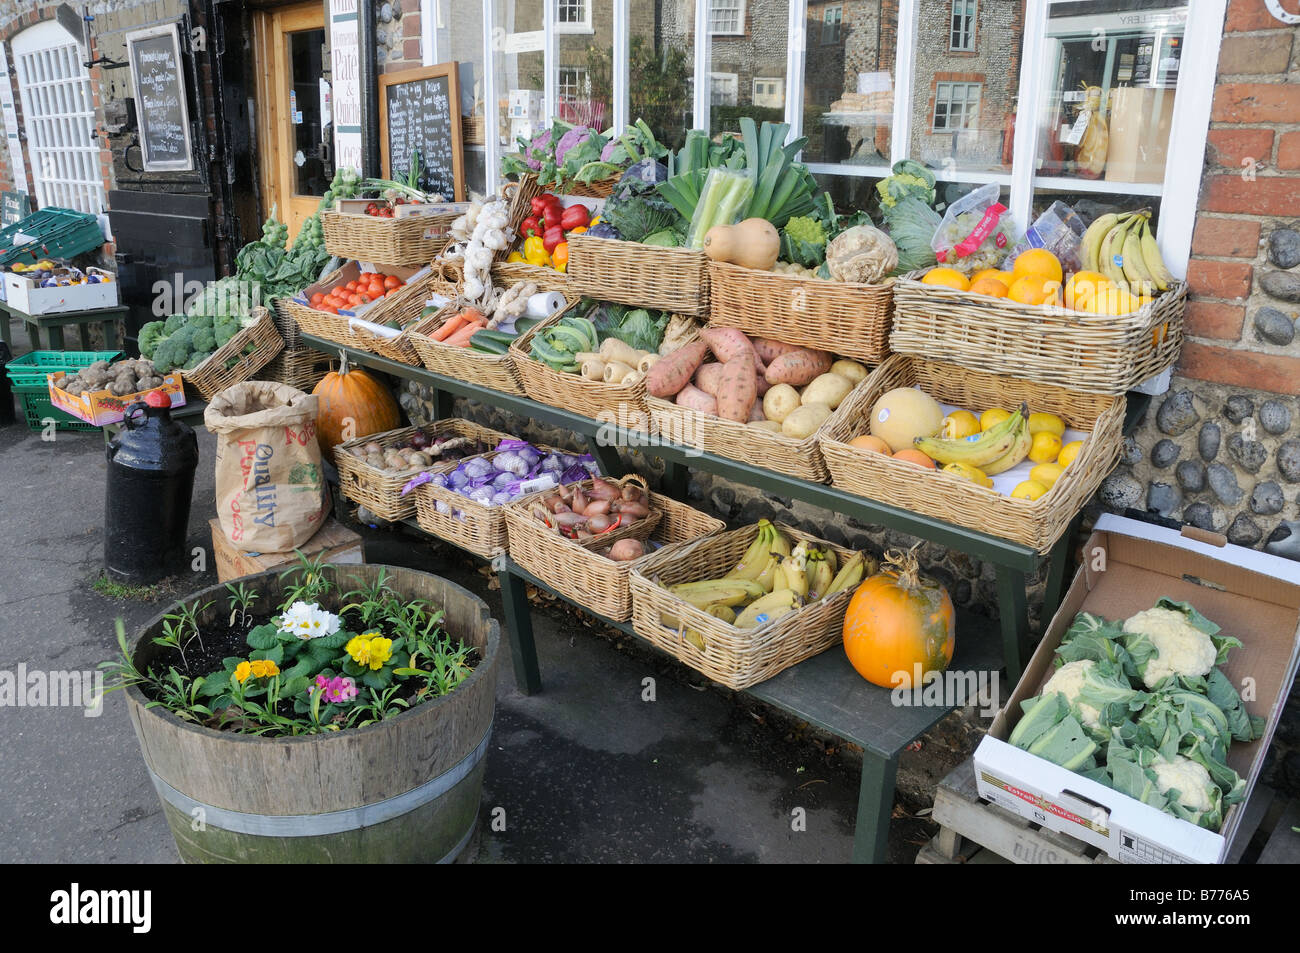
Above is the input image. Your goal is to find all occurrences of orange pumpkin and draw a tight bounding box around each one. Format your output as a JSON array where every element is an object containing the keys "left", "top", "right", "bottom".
[
  {"left": 842, "top": 548, "right": 955, "bottom": 689},
  {"left": 311, "top": 352, "right": 402, "bottom": 455}
]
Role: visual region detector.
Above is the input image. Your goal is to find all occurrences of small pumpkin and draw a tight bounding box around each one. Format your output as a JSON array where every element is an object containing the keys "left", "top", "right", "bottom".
[
  {"left": 842, "top": 548, "right": 955, "bottom": 689},
  {"left": 311, "top": 351, "right": 402, "bottom": 455},
  {"left": 702, "top": 218, "right": 781, "bottom": 271}
]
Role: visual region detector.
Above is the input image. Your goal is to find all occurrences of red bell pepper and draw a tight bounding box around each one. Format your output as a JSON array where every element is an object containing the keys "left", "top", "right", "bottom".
[
  {"left": 542, "top": 225, "right": 565, "bottom": 255},
  {"left": 519, "top": 216, "right": 542, "bottom": 239},
  {"left": 560, "top": 204, "right": 590, "bottom": 231},
  {"left": 529, "top": 196, "right": 549, "bottom": 217},
  {"left": 539, "top": 195, "right": 563, "bottom": 223}
]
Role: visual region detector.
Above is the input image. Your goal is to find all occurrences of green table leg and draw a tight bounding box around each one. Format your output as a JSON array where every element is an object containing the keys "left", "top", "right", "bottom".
[
  {"left": 585, "top": 433, "right": 625, "bottom": 478},
  {"left": 854, "top": 751, "right": 899, "bottom": 864},
  {"left": 498, "top": 563, "right": 542, "bottom": 695},
  {"left": 0, "top": 307, "right": 10, "bottom": 348},
  {"left": 433, "top": 386, "right": 454, "bottom": 420},
  {"left": 996, "top": 564, "right": 1030, "bottom": 686},
  {"left": 49, "top": 323, "right": 65, "bottom": 349},
  {"left": 103, "top": 317, "right": 118, "bottom": 349},
  {"left": 662, "top": 460, "right": 689, "bottom": 500},
  {"left": 1042, "top": 514, "right": 1082, "bottom": 623},
  {"left": 79, "top": 323, "right": 92, "bottom": 349}
]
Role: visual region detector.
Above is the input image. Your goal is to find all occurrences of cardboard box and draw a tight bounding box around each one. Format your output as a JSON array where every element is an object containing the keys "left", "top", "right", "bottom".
[
  {"left": 2, "top": 267, "right": 119, "bottom": 315},
  {"left": 975, "top": 514, "right": 1300, "bottom": 863},
  {"left": 210, "top": 517, "right": 364, "bottom": 583},
  {"left": 1105, "top": 87, "right": 1175, "bottom": 184},
  {"left": 292, "top": 260, "right": 431, "bottom": 323},
  {"left": 48, "top": 371, "right": 184, "bottom": 427}
]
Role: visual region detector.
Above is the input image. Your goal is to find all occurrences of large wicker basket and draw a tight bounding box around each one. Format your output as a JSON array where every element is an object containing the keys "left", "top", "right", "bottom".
[
  {"left": 411, "top": 441, "right": 577, "bottom": 558},
  {"left": 258, "top": 345, "right": 333, "bottom": 392},
  {"left": 510, "top": 301, "right": 654, "bottom": 427},
  {"left": 820, "top": 355, "right": 1125, "bottom": 553},
  {"left": 284, "top": 268, "right": 434, "bottom": 363},
  {"left": 334, "top": 419, "right": 510, "bottom": 522},
  {"left": 504, "top": 478, "right": 725, "bottom": 621},
  {"left": 890, "top": 273, "right": 1188, "bottom": 395},
  {"left": 183, "top": 308, "right": 285, "bottom": 400},
  {"left": 500, "top": 176, "right": 544, "bottom": 264},
  {"left": 407, "top": 304, "right": 527, "bottom": 396},
  {"left": 707, "top": 261, "right": 894, "bottom": 365},
  {"left": 560, "top": 173, "right": 621, "bottom": 199},
  {"left": 321, "top": 208, "right": 457, "bottom": 267},
  {"left": 567, "top": 233, "right": 709, "bottom": 315},
  {"left": 490, "top": 260, "right": 570, "bottom": 294},
  {"left": 628, "top": 522, "right": 862, "bottom": 689}
]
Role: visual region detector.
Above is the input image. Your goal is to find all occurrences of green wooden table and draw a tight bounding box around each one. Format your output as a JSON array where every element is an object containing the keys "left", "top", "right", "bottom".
[{"left": 0, "top": 299, "right": 125, "bottom": 350}]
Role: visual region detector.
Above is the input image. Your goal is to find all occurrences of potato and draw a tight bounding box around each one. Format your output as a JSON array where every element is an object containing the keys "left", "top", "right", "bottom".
[
  {"left": 830, "top": 359, "right": 868, "bottom": 385},
  {"left": 800, "top": 372, "right": 853, "bottom": 410},
  {"left": 781, "top": 403, "right": 832, "bottom": 439},
  {"left": 762, "top": 383, "right": 801, "bottom": 423},
  {"left": 749, "top": 420, "right": 784, "bottom": 433}
]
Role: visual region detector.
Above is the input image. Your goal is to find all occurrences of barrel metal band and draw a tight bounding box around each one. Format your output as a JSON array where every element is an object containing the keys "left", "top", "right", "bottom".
[{"left": 147, "top": 721, "right": 492, "bottom": 838}]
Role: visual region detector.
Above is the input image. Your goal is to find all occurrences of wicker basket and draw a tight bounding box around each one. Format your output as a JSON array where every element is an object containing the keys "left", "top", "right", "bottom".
[
  {"left": 820, "top": 354, "right": 1125, "bottom": 553},
  {"left": 335, "top": 418, "right": 510, "bottom": 522},
  {"left": 628, "top": 522, "right": 860, "bottom": 690},
  {"left": 408, "top": 303, "right": 527, "bottom": 396},
  {"left": 411, "top": 440, "right": 577, "bottom": 558},
  {"left": 510, "top": 301, "right": 654, "bottom": 427},
  {"left": 183, "top": 308, "right": 285, "bottom": 400},
  {"left": 707, "top": 261, "right": 894, "bottom": 365},
  {"left": 504, "top": 478, "right": 724, "bottom": 621},
  {"left": 500, "top": 176, "right": 544, "bottom": 264},
  {"left": 321, "top": 208, "right": 456, "bottom": 267},
  {"left": 285, "top": 268, "right": 434, "bottom": 363},
  {"left": 890, "top": 273, "right": 1188, "bottom": 395},
  {"left": 259, "top": 345, "right": 333, "bottom": 392},
  {"left": 270, "top": 296, "right": 305, "bottom": 349},
  {"left": 559, "top": 173, "right": 621, "bottom": 199},
  {"left": 490, "top": 260, "right": 570, "bottom": 294},
  {"left": 567, "top": 233, "right": 709, "bottom": 315}
]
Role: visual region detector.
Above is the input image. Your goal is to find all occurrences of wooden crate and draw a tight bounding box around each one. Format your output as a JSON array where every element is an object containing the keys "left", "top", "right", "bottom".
[{"left": 210, "top": 517, "right": 364, "bottom": 583}]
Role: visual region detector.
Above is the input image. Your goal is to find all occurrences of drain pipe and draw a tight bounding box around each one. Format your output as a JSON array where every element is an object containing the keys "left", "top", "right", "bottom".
[{"left": 357, "top": 0, "right": 382, "bottom": 176}]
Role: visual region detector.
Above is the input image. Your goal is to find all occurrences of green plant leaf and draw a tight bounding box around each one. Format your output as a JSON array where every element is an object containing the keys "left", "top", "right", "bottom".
[{"left": 246, "top": 623, "right": 279, "bottom": 650}]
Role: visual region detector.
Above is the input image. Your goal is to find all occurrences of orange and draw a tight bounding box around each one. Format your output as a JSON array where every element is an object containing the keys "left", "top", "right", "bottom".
[
  {"left": 1012, "top": 249, "right": 1063, "bottom": 285},
  {"left": 892, "top": 448, "right": 936, "bottom": 469},
  {"left": 1064, "top": 271, "right": 1110, "bottom": 311},
  {"left": 969, "top": 276, "right": 1010, "bottom": 298},
  {"left": 921, "top": 267, "right": 970, "bottom": 291},
  {"left": 849, "top": 434, "right": 892, "bottom": 454},
  {"left": 1008, "top": 275, "right": 1062, "bottom": 306},
  {"left": 972, "top": 268, "right": 1006, "bottom": 284}
]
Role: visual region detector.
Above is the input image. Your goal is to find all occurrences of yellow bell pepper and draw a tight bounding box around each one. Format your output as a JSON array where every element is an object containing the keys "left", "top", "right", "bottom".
[
  {"left": 523, "top": 235, "right": 551, "bottom": 267},
  {"left": 589, "top": 215, "right": 601, "bottom": 227},
  {"left": 552, "top": 241, "right": 570, "bottom": 273},
  {"left": 506, "top": 251, "right": 526, "bottom": 264}
]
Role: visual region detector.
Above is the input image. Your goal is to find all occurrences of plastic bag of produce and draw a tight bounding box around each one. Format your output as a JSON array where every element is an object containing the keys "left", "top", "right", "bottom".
[
  {"left": 1005, "top": 201, "right": 1088, "bottom": 274},
  {"left": 687, "top": 168, "right": 754, "bottom": 249},
  {"left": 930, "top": 183, "right": 1019, "bottom": 275},
  {"left": 204, "top": 381, "right": 329, "bottom": 553}
]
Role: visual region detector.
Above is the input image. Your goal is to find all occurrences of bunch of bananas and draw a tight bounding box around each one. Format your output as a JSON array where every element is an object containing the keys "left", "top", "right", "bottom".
[
  {"left": 659, "top": 520, "right": 873, "bottom": 649},
  {"left": 913, "top": 402, "right": 1032, "bottom": 477},
  {"left": 1081, "top": 209, "right": 1173, "bottom": 298},
  {"left": 529, "top": 314, "right": 600, "bottom": 373}
]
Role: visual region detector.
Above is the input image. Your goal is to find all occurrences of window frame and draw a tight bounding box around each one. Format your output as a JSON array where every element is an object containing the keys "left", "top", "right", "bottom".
[
  {"left": 752, "top": 76, "right": 784, "bottom": 108},
  {"left": 931, "top": 81, "right": 981, "bottom": 133},
  {"left": 555, "top": 0, "right": 593, "bottom": 35},
  {"left": 821, "top": 6, "right": 842, "bottom": 45},
  {"left": 709, "top": 71, "right": 738, "bottom": 107},
  {"left": 949, "top": 0, "right": 977, "bottom": 52},
  {"left": 708, "top": 0, "right": 746, "bottom": 37}
]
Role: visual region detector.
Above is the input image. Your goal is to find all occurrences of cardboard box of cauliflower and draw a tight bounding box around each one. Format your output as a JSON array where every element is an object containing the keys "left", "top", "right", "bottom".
[
  {"left": 48, "top": 358, "right": 184, "bottom": 427},
  {"left": 975, "top": 514, "right": 1300, "bottom": 864}
]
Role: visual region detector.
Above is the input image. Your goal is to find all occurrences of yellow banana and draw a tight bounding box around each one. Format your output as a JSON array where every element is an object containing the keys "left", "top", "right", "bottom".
[
  {"left": 981, "top": 417, "right": 1033, "bottom": 475},
  {"left": 826, "top": 552, "right": 867, "bottom": 594},
  {"left": 772, "top": 562, "right": 788, "bottom": 593},
  {"left": 753, "top": 553, "right": 780, "bottom": 594},
  {"left": 821, "top": 547, "right": 838, "bottom": 576},
  {"left": 780, "top": 548, "right": 809, "bottom": 599},
  {"left": 767, "top": 526, "right": 792, "bottom": 560},
  {"left": 670, "top": 577, "right": 766, "bottom": 598},
  {"left": 806, "top": 554, "right": 834, "bottom": 601},
  {"left": 724, "top": 521, "right": 776, "bottom": 580},
  {"left": 670, "top": 584, "right": 759, "bottom": 609},
  {"left": 1099, "top": 216, "right": 1136, "bottom": 292},
  {"left": 1080, "top": 212, "right": 1120, "bottom": 273},
  {"left": 1139, "top": 219, "right": 1172, "bottom": 293},
  {"left": 1121, "top": 226, "right": 1156, "bottom": 297},
  {"left": 914, "top": 403, "right": 1027, "bottom": 467},
  {"left": 734, "top": 589, "right": 801, "bottom": 629}
]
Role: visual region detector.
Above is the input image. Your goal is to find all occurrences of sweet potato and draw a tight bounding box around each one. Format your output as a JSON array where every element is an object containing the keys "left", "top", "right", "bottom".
[
  {"left": 646, "top": 340, "right": 708, "bottom": 398},
  {"left": 716, "top": 350, "right": 757, "bottom": 423},
  {"left": 701, "top": 327, "right": 753, "bottom": 364},
  {"left": 693, "top": 362, "right": 726, "bottom": 396},
  {"left": 674, "top": 383, "right": 717, "bottom": 415},
  {"left": 753, "top": 371, "right": 771, "bottom": 397},
  {"left": 764, "top": 347, "right": 833, "bottom": 387},
  {"left": 747, "top": 398, "right": 766, "bottom": 422},
  {"left": 753, "top": 337, "right": 803, "bottom": 365}
]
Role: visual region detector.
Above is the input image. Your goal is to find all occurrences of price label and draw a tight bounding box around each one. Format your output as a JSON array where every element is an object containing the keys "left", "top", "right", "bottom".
[{"left": 1061, "top": 109, "right": 1090, "bottom": 147}]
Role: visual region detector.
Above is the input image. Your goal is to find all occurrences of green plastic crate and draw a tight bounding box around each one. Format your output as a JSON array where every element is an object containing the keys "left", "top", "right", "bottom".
[
  {"left": 5, "top": 349, "right": 120, "bottom": 388},
  {"left": 0, "top": 207, "right": 105, "bottom": 267},
  {"left": 14, "top": 385, "right": 98, "bottom": 432}
]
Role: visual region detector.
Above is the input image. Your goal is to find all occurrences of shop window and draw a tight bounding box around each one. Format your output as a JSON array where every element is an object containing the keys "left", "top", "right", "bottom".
[
  {"left": 753, "top": 78, "right": 784, "bottom": 109},
  {"left": 932, "top": 81, "right": 981, "bottom": 132},
  {"left": 556, "top": 0, "right": 592, "bottom": 34},
  {"left": 710, "top": 73, "right": 738, "bottom": 107},
  {"left": 950, "top": 1, "right": 977, "bottom": 52},
  {"left": 822, "top": 6, "right": 842, "bottom": 45},
  {"left": 708, "top": 0, "right": 745, "bottom": 36},
  {"left": 10, "top": 21, "right": 105, "bottom": 215}
]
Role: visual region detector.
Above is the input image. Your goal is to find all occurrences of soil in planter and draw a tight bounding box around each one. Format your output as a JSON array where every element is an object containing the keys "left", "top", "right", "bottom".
[{"left": 138, "top": 605, "right": 479, "bottom": 728}]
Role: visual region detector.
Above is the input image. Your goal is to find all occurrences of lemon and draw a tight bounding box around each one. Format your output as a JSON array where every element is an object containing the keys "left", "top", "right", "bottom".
[
  {"left": 943, "top": 461, "right": 993, "bottom": 488},
  {"left": 1058, "top": 440, "right": 1084, "bottom": 468},
  {"left": 942, "top": 410, "right": 981, "bottom": 440},
  {"left": 1028, "top": 431, "right": 1062, "bottom": 464},
  {"left": 1027, "top": 412, "right": 1065, "bottom": 437},
  {"left": 1030, "top": 463, "right": 1064, "bottom": 489},
  {"left": 980, "top": 407, "right": 1012, "bottom": 432},
  {"left": 1011, "top": 480, "right": 1049, "bottom": 501}
]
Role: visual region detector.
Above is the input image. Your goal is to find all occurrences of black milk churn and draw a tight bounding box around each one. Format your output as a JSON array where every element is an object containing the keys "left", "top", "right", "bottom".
[
  {"left": 0, "top": 342, "right": 14, "bottom": 426},
  {"left": 105, "top": 390, "right": 199, "bottom": 584}
]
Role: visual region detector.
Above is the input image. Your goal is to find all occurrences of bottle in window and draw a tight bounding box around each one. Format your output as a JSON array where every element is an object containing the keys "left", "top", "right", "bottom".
[{"left": 1073, "top": 86, "right": 1109, "bottom": 180}]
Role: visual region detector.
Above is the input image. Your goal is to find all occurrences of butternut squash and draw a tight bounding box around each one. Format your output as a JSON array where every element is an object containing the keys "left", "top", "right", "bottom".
[{"left": 702, "top": 218, "right": 780, "bottom": 271}]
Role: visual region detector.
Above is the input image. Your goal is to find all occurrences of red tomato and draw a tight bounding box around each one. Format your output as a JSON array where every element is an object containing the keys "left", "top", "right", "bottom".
[
  {"left": 310, "top": 292, "right": 325, "bottom": 306},
  {"left": 355, "top": 293, "right": 372, "bottom": 305},
  {"left": 383, "top": 275, "right": 402, "bottom": 290},
  {"left": 322, "top": 305, "right": 339, "bottom": 314},
  {"left": 345, "top": 280, "right": 359, "bottom": 291}
]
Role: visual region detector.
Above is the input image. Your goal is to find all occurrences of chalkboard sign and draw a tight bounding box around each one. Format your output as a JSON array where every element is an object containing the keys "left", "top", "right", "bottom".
[
  {"left": 1, "top": 191, "right": 29, "bottom": 226},
  {"left": 126, "top": 24, "right": 194, "bottom": 172},
  {"left": 379, "top": 63, "right": 465, "bottom": 202}
]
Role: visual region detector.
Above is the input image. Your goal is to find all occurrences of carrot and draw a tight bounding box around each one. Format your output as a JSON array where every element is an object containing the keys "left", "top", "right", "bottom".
[
  {"left": 445, "top": 320, "right": 485, "bottom": 347},
  {"left": 431, "top": 312, "right": 468, "bottom": 342}
]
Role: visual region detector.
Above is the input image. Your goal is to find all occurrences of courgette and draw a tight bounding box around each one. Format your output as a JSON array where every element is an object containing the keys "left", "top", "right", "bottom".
[
  {"left": 469, "top": 332, "right": 511, "bottom": 355},
  {"left": 513, "top": 317, "right": 542, "bottom": 335}
]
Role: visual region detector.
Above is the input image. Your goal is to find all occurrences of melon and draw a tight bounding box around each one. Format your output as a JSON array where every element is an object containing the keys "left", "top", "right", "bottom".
[{"left": 869, "top": 387, "right": 944, "bottom": 452}]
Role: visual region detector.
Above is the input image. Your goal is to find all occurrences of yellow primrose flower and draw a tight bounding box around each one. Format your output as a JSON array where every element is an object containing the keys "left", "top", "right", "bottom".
[
  {"left": 365, "top": 637, "right": 393, "bottom": 671},
  {"left": 346, "top": 635, "right": 373, "bottom": 668},
  {"left": 234, "top": 661, "right": 252, "bottom": 684},
  {"left": 249, "top": 659, "right": 280, "bottom": 679}
]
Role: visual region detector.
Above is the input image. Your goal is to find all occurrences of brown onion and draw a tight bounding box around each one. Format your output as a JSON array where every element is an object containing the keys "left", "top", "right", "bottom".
[
  {"left": 586, "top": 513, "right": 613, "bottom": 533},
  {"left": 586, "top": 478, "right": 620, "bottom": 500},
  {"left": 584, "top": 499, "right": 611, "bottom": 516}
]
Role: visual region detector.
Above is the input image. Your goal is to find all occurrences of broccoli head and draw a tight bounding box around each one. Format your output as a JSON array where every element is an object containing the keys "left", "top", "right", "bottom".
[
  {"left": 152, "top": 337, "right": 189, "bottom": 372},
  {"left": 138, "top": 321, "right": 168, "bottom": 360},
  {"left": 192, "top": 328, "right": 217, "bottom": 354},
  {"left": 184, "top": 350, "right": 214, "bottom": 371},
  {"left": 190, "top": 313, "right": 215, "bottom": 331},
  {"left": 214, "top": 317, "right": 240, "bottom": 349}
]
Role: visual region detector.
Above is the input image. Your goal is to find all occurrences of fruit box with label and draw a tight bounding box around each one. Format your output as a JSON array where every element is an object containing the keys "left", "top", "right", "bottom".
[
  {"left": 3, "top": 267, "right": 118, "bottom": 315},
  {"left": 47, "top": 370, "right": 185, "bottom": 427},
  {"left": 974, "top": 513, "right": 1300, "bottom": 864}
]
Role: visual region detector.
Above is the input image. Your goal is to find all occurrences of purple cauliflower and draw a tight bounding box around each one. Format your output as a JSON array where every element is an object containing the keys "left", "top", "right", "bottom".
[
  {"left": 525, "top": 129, "right": 553, "bottom": 170},
  {"left": 554, "top": 126, "right": 592, "bottom": 166}
]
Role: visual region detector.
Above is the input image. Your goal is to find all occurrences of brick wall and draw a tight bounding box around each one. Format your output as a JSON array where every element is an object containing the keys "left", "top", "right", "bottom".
[{"left": 377, "top": 0, "right": 422, "bottom": 74}]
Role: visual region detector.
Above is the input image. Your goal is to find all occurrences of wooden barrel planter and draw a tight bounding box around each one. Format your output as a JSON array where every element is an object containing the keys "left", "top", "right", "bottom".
[{"left": 123, "top": 564, "right": 500, "bottom": 864}]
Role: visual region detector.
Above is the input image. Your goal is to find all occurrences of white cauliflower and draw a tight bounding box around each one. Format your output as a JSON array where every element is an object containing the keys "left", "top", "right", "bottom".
[
  {"left": 1122, "top": 606, "right": 1217, "bottom": 688},
  {"left": 1150, "top": 755, "right": 1216, "bottom": 813},
  {"left": 1042, "top": 659, "right": 1101, "bottom": 729}
]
